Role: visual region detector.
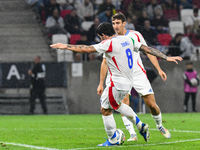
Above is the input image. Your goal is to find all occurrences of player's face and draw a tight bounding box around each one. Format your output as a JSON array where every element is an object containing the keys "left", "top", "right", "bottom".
[{"left": 112, "top": 19, "right": 125, "bottom": 35}]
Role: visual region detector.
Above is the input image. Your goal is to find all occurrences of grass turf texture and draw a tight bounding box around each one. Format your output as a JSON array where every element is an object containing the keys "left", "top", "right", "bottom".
[{"left": 0, "top": 113, "right": 199, "bottom": 150}]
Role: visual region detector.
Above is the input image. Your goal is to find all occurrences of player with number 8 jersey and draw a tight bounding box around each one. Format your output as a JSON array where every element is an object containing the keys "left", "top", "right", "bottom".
[{"left": 93, "top": 35, "right": 141, "bottom": 91}]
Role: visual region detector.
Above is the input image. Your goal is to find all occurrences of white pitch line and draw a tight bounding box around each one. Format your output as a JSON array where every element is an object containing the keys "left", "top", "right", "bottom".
[
  {"left": 66, "top": 138, "right": 200, "bottom": 150},
  {"left": 0, "top": 142, "right": 60, "bottom": 150},
  {"left": 1, "top": 138, "right": 200, "bottom": 150},
  {"left": 1, "top": 129, "right": 200, "bottom": 150}
]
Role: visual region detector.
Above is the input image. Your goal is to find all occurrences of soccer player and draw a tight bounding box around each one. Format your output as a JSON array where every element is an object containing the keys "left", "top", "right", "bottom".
[
  {"left": 50, "top": 22, "right": 182, "bottom": 146},
  {"left": 97, "top": 12, "right": 171, "bottom": 141}
]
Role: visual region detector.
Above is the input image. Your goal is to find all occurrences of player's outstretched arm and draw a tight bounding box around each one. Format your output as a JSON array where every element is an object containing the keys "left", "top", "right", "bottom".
[
  {"left": 50, "top": 43, "right": 97, "bottom": 53},
  {"left": 146, "top": 54, "right": 167, "bottom": 81},
  {"left": 139, "top": 44, "right": 183, "bottom": 64}
]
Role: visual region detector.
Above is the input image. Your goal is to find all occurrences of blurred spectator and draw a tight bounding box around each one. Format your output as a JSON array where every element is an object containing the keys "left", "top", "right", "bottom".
[
  {"left": 180, "top": 35, "right": 195, "bottom": 60},
  {"left": 150, "top": 7, "right": 168, "bottom": 34},
  {"left": 98, "top": 8, "right": 112, "bottom": 23},
  {"left": 77, "top": 0, "right": 94, "bottom": 21},
  {"left": 161, "top": 0, "right": 177, "bottom": 10},
  {"left": 74, "top": 53, "right": 82, "bottom": 62},
  {"left": 127, "top": 0, "right": 145, "bottom": 21},
  {"left": 185, "top": 7, "right": 200, "bottom": 35},
  {"left": 45, "top": 8, "right": 67, "bottom": 35},
  {"left": 167, "top": 33, "right": 183, "bottom": 56},
  {"left": 97, "top": 0, "right": 116, "bottom": 15},
  {"left": 137, "top": 10, "right": 149, "bottom": 30},
  {"left": 178, "top": 0, "right": 193, "bottom": 10},
  {"left": 59, "top": 0, "right": 74, "bottom": 10},
  {"left": 76, "top": 31, "right": 91, "bottom": 61},
  {"left": 125, "top": 16, "right": 135, "bottom": 30},
  {"left": 147, "top": 0, "right": 163, "bottom": 19},
  {"left": 88, "top": 53, "right": 96, "bottom": 61},
  {"left": 87, "top": 17, "right": 101, "bottom": 44},
  {"left": 140, "top": 20, "right": 158, "bottom": 45},
  {"left": 34, "top": 0, "right": 50, "bottom": 22},
  {"left": 45, "top": 0, "right": 60, "bottom": 20},
  {"left": 64, "top": 9, "right": 81, "bottom": 34}
]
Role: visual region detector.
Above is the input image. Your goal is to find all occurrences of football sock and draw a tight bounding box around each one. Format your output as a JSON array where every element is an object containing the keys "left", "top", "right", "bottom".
[
  {"left": 122, "top": 116, "right": 136, "bottom": 136},
  {"left": 117, "top": 103, "right": 143, "bottom": 131},
  {"left": 152, "top": 112, "right": 162, "bottom": 127},
  {"left": 102, "top": 114, "right": 117, "bottom": 142}
]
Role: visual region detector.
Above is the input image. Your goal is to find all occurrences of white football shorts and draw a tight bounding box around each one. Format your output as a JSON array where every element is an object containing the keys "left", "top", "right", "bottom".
[
  {"left": 100, "top": 85, "right": 128, "bottom": 110},
  {"left": 131, "top": 70, "right": 154, "bottom": 96}
]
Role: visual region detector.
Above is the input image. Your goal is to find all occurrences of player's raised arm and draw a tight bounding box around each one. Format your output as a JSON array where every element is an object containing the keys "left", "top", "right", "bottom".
[
  {"left": 139, "top": 44, "right": 183, "bottom": 64},
  {"left": 50, "top": 43, "right": 97, "bottom": 53}
]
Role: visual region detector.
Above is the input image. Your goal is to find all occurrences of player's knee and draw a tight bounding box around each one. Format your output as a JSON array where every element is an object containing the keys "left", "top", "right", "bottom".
[
  {"left": 121, "top": 95, "right": 130, "bottom": 105},
  {"left": 101, "top": 107, "right": 112, "bottom": 116}
]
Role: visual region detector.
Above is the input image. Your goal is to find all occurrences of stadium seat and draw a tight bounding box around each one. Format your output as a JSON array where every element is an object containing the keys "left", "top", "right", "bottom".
[
  {"left": 52, "top": 34, "right": 73, "bottom": 62},
  {"left": 164, "top": 9, "right": 179, "bottom": 21},
  {"left": 157, "top": 33, "right": 172, "bottom": 46},
  {"left": 180, "top": 9, "right": 193, "bottom": 25},
  {"left": 81, "top": 21, "right": 94, "bottom": 31},
  {"left": 60, "top": 10, "right": 71, "bottom": 18},
  {"left": 70, "top": 34, "right": 81, "bottom": 45},
  {"left": 169, "top": 21, "right": 185, "bottom": 37}
]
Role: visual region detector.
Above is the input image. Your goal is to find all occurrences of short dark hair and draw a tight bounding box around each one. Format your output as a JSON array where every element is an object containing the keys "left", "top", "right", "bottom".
[
  {"left": 186, "top": 62, "right": 193, "bottom": 65},
  {"left": 112, "top": 12, "right": 126, "bottom": 23},
  {"left": 194, "top": 8, "right": 198, "bottom": 14},
  {"left": 96, "top": 22, "right": 115, "bottom": 36}
]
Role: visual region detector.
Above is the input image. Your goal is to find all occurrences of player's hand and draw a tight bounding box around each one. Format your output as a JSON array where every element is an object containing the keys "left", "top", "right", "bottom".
[
  {"left": 97, "top": 84, "right": 104, "bottom": 96},
  {"left": 50, "top": 43, "right": 67, "bottom": 49},
  {"left": 158, "top": 70, "right": 167, "bottom": 81},
  {"left": 166, "top": 56, "right": 183, "bottom": 64}
]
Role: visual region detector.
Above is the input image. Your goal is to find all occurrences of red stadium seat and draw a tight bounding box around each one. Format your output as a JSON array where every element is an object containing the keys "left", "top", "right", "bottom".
[
  {"left": 60, "top": 10, "right": 71, "bottom": 18},
  {"left": 192, "top": 0, "right": 200, "bottom": 9},
  {"left": 70, "top": 34, "right": 81, "bottom": 45},
  {"left": 164, "top": 9, "right": 179, "bottom": 21},
  {"left": 157, "top": 33, "right": 172, "bottom": 46}
]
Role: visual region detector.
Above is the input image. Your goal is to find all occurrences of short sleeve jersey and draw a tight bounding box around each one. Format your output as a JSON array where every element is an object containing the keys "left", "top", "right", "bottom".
[{"left": 93, "top": 35, "right": 142, "bottom": 91}]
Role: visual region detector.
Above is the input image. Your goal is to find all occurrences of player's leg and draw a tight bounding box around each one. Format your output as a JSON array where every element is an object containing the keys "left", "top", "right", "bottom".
[
  {"left": 121, "top": 94, "right": 137, "bottom": 141},
  {"left": 142, "top": 94, "right": 171, "bottom": 138},
  {"left": 133, "top": 72, "right": 171, "bottom": 138},
  {"left": 98, "top": 87, "right": 121, "bottom": 146},
  {"left": 117, "top": 102, "right": 150, "bottom": 142},
  {"left": 184, "top": 92, "right": 190, "bottom": 112}
]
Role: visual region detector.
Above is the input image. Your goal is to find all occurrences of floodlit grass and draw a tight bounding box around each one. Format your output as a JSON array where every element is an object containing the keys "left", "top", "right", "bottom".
[{"left": 0, "top": 113, "right": 199, "bottom": 150}]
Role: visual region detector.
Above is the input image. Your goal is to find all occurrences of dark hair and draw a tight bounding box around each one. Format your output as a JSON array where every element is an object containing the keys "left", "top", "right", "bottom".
[
  {"left": 194, "top": 8, "right": 198, "bottom": 14},
  {"left": 96, "top": 22, "right": 115, "bottom": 36},
  {"left": 111, "top": 12, "right": 126, "bottom": 23},
  {"left": 186, "top": 62, "right": 193, "bottom": 65}
]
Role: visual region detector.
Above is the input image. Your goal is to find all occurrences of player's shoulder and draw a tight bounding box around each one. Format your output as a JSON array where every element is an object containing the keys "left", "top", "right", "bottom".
[{"left": 129, "top": 30, "right": 142, "bottom": 36}]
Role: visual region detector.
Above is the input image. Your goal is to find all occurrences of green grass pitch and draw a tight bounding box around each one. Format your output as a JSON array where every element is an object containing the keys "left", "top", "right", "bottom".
[{"left": 0, "top": 113, "right": 199, "bottom": 150}]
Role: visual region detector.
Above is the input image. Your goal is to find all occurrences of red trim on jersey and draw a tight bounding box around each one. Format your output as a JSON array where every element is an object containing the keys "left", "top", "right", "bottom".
[
  {"left": 137, "top": 60, "right": 147, "bottom": 77},
  {"left": 112, "top": 56, "right": 121, "bottom": 71},
  {"left": 133, "top": 33, "right": 140, "bottom": 42},
  {"left": 101, "top": 39, "right": 109, "bottom": 44},
  {"left": 107, "top": 41, "right": 113, "bottom": 52},
  {"left": 108, "top": 82, "right": 119, "bottom": 110}
]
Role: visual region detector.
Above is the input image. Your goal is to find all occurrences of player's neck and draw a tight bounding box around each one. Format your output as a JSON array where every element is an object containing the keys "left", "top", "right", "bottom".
[{"left": 122, "top": 28, "right": 127, "bottom": 36}]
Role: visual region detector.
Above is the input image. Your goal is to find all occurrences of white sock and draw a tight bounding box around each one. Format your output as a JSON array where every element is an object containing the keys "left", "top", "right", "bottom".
[
  {"left": 102, "top": 114, "right": 116, "bottom": 139},
  {"left": 151, "top": 112, "right": 162, "bottom": 128},
  {"left": 117, "top": 103, "right": 143, "bottom": 131},
  {"left": 122, "top": 116, "right": 136, "bottom": 136}
]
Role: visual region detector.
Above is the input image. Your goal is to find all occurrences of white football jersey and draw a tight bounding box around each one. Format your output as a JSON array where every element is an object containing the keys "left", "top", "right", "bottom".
[
  {"left": 126, "top": 30, "right": 147, "bottom": 74},
  {"left": 93, "top": 35, "right": 142, "bottom": 91}
]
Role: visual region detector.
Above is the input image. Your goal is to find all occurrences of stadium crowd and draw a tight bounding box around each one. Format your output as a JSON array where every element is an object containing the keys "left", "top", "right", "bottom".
[{"left": 27, "top": 0, "right": 200, "bottom": 61}]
